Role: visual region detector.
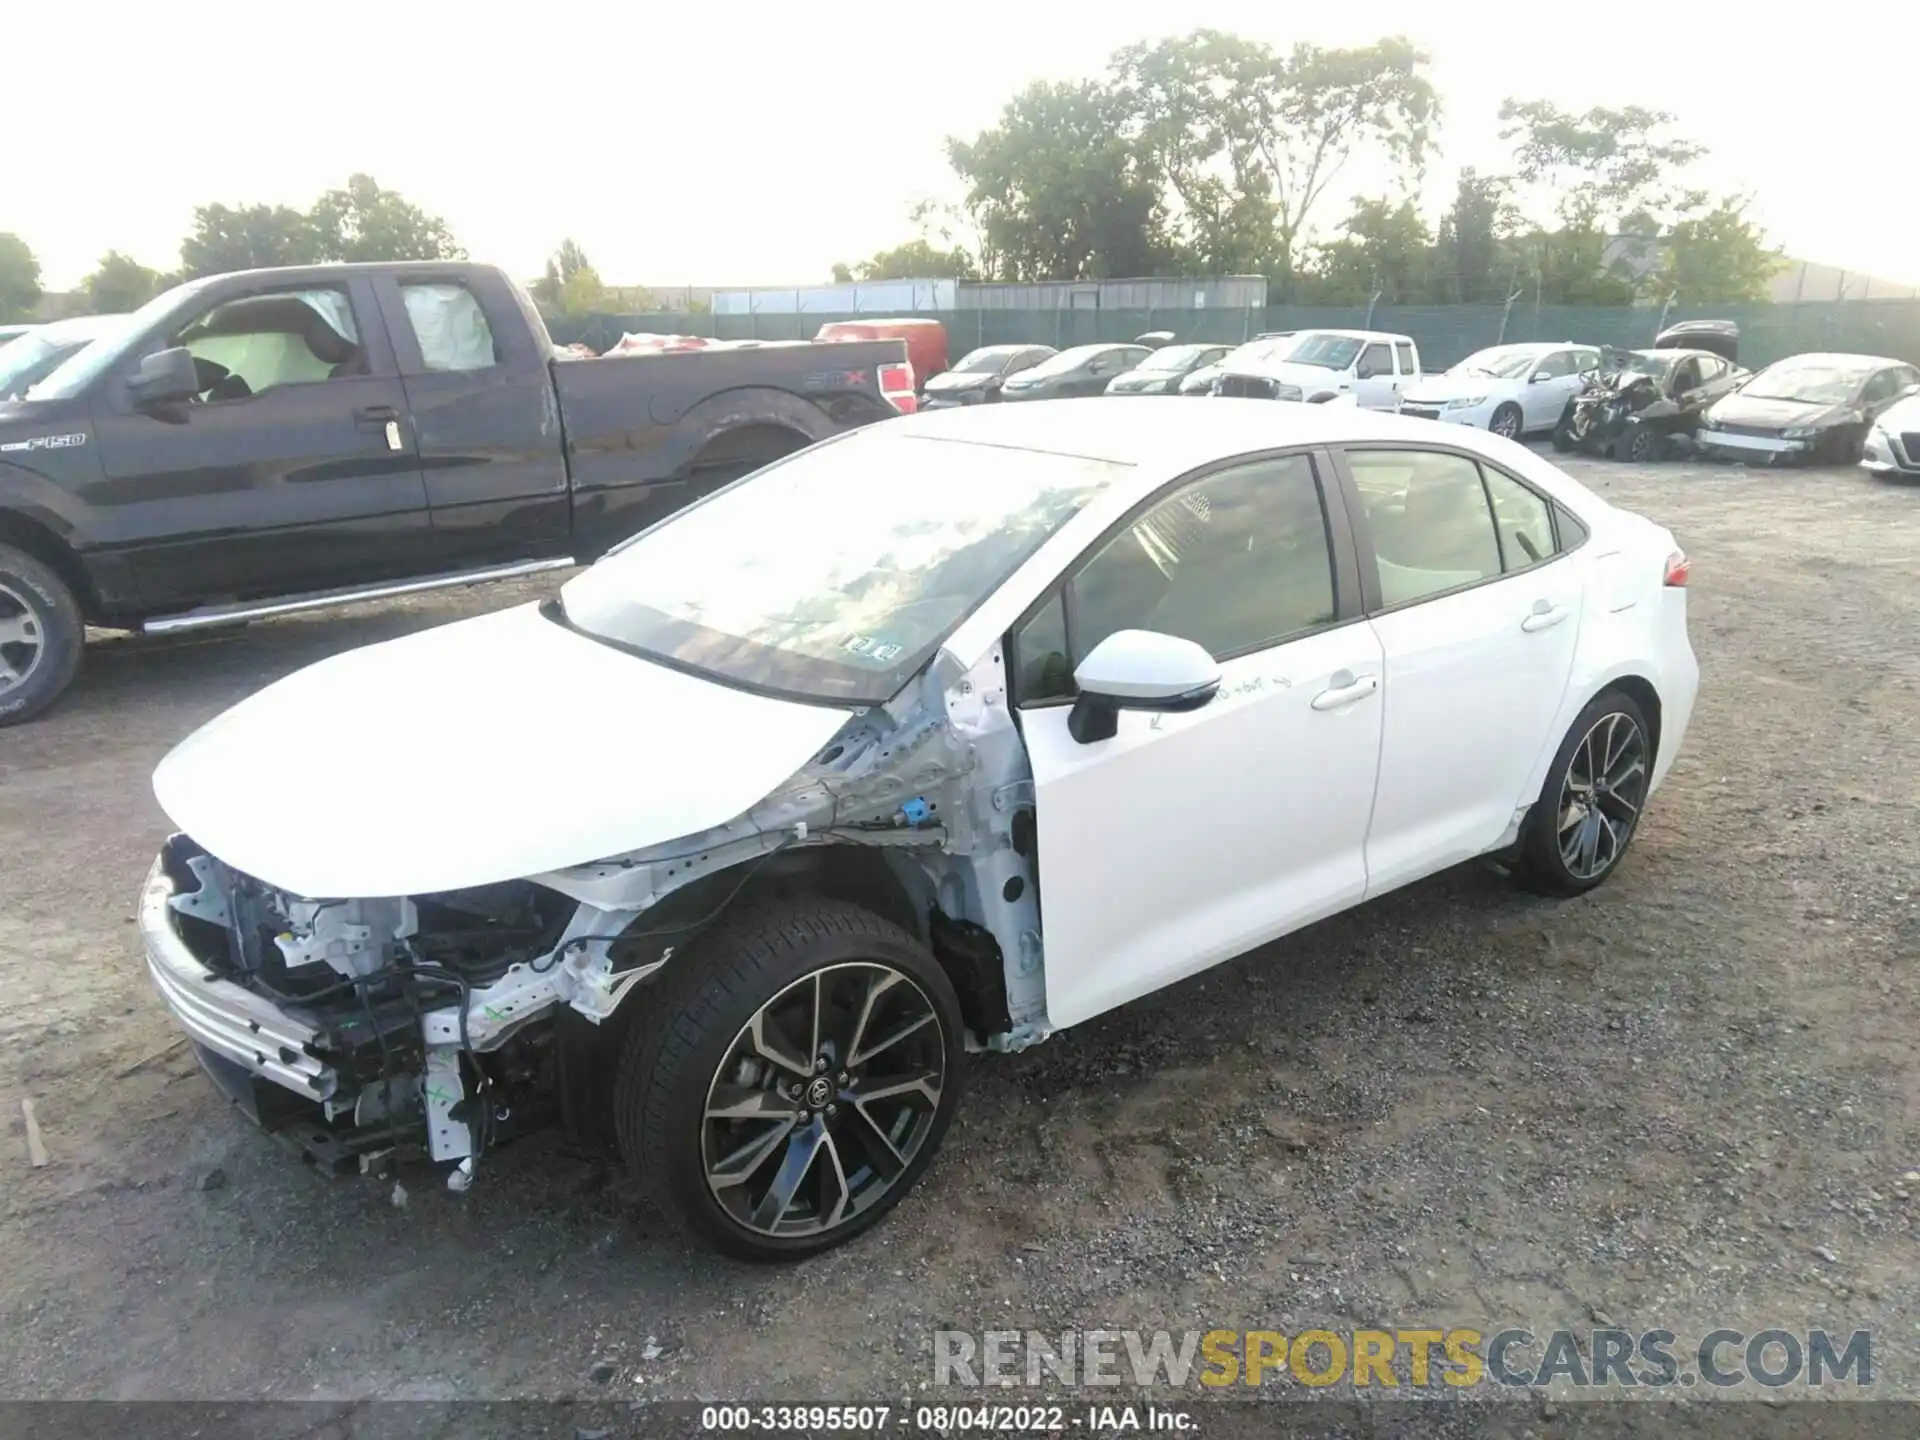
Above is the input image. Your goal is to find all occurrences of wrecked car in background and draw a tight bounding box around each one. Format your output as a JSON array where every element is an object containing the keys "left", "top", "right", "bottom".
[
  {"left": 139, "top": 400, "right": 1697, "bottom": 1261},
  {"left": 1695, "top": 353, "right": 1920, "bottom": 465},
  {"left": 1551, "top": 320, "right": 1747, "bottom": 462},
  {"left": 919, "top": 344, "right": 1056, "bottom": 408}
]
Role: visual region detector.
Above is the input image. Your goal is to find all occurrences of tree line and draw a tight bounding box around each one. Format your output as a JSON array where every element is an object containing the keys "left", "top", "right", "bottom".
[
  {"left": 835, "top": 30, "right": 1784, "bottom": 307},
  {"left": 0, "top": 175, "right": 464, "bottom": 322}
]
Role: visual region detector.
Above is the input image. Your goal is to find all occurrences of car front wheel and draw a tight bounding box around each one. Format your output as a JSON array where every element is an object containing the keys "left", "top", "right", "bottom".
[
  {"left": 0, "top": 542, "right": 84, "bottom": 728},
  {"left": 615, "top": 897, "right": 965, "bottom": 1261},
  {"left": 1517, "top": 689, "right": 1654, "bottom": 896}
]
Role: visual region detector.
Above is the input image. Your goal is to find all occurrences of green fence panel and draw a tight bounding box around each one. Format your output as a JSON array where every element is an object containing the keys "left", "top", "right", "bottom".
[{"left": 551, "top": 298, "right": 1920, "bottom": 370}]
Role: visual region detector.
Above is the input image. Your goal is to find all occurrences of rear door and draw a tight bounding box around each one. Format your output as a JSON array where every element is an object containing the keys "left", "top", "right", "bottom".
[
  {"left": 90, "top": 274, "right": 436, "bottom": 615},
  {"left": 1015, "top": 450, "right": 1383, "bottom": 1028},
  {"left": 373, "top": 272, "right": 572, "bottom": 573},
  {"left": 1334, "top": 444, "right": 1584, "bottom": 894}
]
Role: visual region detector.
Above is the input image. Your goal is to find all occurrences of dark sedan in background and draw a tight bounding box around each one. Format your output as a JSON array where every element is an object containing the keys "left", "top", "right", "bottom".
[
  {"left": 1695, "top": 353, "right": 1920, "bottom": 465},
  {"left": 1104, "top": 342, "right": 1230, "bottom": 395},
  {"left": 999, "top": 343, "right": 1149, "bottom": 401},
  {"left": 918, "top": 343, "right": 1056, "bottom": 408}
]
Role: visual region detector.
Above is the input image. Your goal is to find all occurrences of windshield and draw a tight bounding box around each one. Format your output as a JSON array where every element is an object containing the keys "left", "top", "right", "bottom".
[
  {"left": 1614, "top": 350, "right": 1671, "bottom": 378},
  {"left": 559, "top": 431, "right": 1125, "bottom": 703},
  {"left": 1221, "top": 336, "right": 1296, "bottom": 368},
  {"left": 5, "top": 318, "right": 138, "bottom": 400},
  {"left": 1286, "top": 333, "right": 1365, "bottom": 371},
  {"left": 27, "top": 278, "right": 219, "bottom": 400},
  {"left": 1022, "top": 345, "right": 1113, "bottom": 380},
  {"left": 1449, "top": 346, "right": 1543, "bottom": 380},
  {"left": 1135, "top": 344, "right": 1212, "bottom": 374},
  {"left": 952, "top": 347, "right": 1024, "bottom": 374},
  {"left": 1743, "top": 360, "right": 1874, "bottom": 407}
]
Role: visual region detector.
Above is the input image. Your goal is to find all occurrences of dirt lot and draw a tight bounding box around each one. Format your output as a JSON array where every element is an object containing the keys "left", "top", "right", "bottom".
[{"left": 2, "top": 451, "right": 1917, "bottom": 1407}]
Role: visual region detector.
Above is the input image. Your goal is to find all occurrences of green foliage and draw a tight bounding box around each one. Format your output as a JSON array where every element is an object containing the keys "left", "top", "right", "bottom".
[
  {"left": 1653, "top": 197, "right": 1785, "bottom": 305},
  {"left": 180, "top": 204, "right": 321, "bottom": 279},
  {"left": 77, "top": 251, "right": 164, "bottom": 314},
  {"left": 0, "top": 234, "right": 42, "bottom": 322},
  {"left": 842, "top": 237, "right": 978, "bottom": 282},
  {"left": 308, "top": 174, "right": 464, "bottom": 265},
  {"left": 533, "top": 238, "right": 597, "bottom": 311}
]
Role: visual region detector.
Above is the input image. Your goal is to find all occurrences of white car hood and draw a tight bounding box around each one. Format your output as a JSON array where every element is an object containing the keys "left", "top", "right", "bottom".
[
  {"left": 1402, "top": 374, "right": 1519, "bottom": 405},
  {"left": 152, "top": 602, "right": 856, "bottom": 899}
]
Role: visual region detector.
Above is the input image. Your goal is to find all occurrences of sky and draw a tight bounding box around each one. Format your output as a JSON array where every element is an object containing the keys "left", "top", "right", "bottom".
[{"left": 10, "top": 2, "right": 1918, "bottom": 294}]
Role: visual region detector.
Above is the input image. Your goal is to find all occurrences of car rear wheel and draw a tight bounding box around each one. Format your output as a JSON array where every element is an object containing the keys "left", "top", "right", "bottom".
[
  {"left": 0, "top": 543, "right": 84, "bottom": 728},
  {"left": 1622, "top": 425, "right": 1660, "bottom": 463},
  {"left": 1517, "top": 689, "right": 1654, "bottom": 896},
  {"left": 1490, "top": 403, "right": 1524, "bottom": 440},
  {"left": 614, "top": 897, "right": 965, "bottom": 1261}
]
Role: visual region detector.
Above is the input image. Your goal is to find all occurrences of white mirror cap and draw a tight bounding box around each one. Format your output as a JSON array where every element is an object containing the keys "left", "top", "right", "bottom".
[{"left": 1074, "top": 629, "right": 1221, "bottom": 701}]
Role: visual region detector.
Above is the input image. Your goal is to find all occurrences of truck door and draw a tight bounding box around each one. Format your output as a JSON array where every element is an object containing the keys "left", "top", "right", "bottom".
[
  {"left": 372, "top": 273, "right": 571, "bottom": 573},
  {"left": 91, "top": 274, "right": 437, "bottom": 616}
]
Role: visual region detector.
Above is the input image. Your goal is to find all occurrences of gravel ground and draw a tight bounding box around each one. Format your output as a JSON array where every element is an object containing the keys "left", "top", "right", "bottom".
[{"left": 2, "top": 451, "right": 1917, "bottom": 1410}]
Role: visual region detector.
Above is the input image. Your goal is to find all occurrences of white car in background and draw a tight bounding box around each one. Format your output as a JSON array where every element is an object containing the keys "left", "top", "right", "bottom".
[
  {"left": 1862, "top": 391, "right": 1920, "bottom": 479},
  {"left": 1398, "top": 343, "right": 1603, "bottom": 440},
  {"left": 138, "top": 399, "right": 1698, "bottom": 1260},
  {"left": 1211, "top": 328, "right": 1422, "bottom": 409}
]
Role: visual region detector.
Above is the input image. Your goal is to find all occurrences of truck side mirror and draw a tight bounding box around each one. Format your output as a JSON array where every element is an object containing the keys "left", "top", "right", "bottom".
[{"left": 126, "top": 346, "right": 201, "bottom": 408}]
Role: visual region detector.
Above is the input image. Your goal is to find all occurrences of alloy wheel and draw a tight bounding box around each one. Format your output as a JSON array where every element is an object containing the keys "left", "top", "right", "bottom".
[
  {"left": 0, "top": 582, "right": 46, "bottom": 697},
  {"left": 1557, "top": 711, "right": 1649, "bottom": 881},
  {"left": 702, "top": 962, "right": 946, "bottom": 1240},
  {"left": 1491, "top": 407, "right": 1522, "bottom": 439}
]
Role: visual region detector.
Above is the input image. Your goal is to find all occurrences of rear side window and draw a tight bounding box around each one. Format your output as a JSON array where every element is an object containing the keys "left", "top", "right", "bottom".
[
  {"left": 1347, "top": 450, "right": 1501, "bottom": 606},
  {"left": 400, "top": 283, "right": 498, "bottom": 373},
  {"left": 1554, "top": 503, "right": 1590, "bottom": 548},
  {"left": 1480, "top": 468, "right": 1556, "bottom": 569},
  {"left": 1394, "top": 341, "right": 1417, "bottom": 375}
]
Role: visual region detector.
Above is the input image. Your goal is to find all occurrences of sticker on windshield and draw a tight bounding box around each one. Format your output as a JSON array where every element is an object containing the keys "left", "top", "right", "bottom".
[{"left": 842, "top": 634, "right": 904, "bottom": 664}]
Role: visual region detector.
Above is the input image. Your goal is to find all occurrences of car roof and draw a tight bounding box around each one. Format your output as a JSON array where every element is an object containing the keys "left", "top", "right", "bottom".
[
  {"left": 1295, "top": 328, "right": 1413, "bottom": 343},
  {"left": 890, "top": 394, "right": 1548, "bottom": 474},
  {"left": 1760, "top": 351, "right": 1905, "bottom": 368}
]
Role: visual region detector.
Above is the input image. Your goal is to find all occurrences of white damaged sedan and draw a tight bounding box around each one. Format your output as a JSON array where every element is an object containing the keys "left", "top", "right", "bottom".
[{"left": 140, "top": 399, "right": 1699, "bottom": 1259}]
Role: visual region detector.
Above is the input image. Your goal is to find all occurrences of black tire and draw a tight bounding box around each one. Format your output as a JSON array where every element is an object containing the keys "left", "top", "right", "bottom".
[
  {"left": 614, "top": 896, "right": 965, "bottom": 1261},
  {"left": 1622, "top": 424, "right": 1660, "bottom": 463},
  {"left": 0, "top": 542, "right": 84, "bottom": 728},
  {"left": 1489, "top": 403, "right": 1524, "bottom": 441},
  {"left": 1516, "top": 688, "right": 1655, "bottom": 897},
  {"left": 1550, "top": 422, "right": 1574, "bottom": 453}
]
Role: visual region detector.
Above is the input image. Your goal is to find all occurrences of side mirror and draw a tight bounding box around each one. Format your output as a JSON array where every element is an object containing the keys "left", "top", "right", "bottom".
[
  {"left": 1531, "top": 370, "right": 1553, "bottom": 384},
  {"left": 126, "top": 346, "right": 201, "bottom": 407},
  {"left": 1066, "top": 630, "right": 1221, "bottom": 744}
]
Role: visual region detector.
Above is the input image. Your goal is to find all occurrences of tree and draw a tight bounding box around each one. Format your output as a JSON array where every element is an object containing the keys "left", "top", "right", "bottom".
[
  {"left": 1109, "top": 30, "right": 1279, "bottom": 276},
  {"left": 947, "top": 79, "right": 1173, "bottom": 281},
  {"left": 532, "top": 238, "right": 596, "bottom": 310},
  {"left": 829, "top": 262, "right": 854, "bottom": 284},
  {"left": 1432, "top": 169, "right": 1521, "bottom": 304},
  {"left": 1497, "top": 99, "right": 1705, "bottom": 230},
  {"left": 0, "top": 234, "right": 41, "bottom": 322},
  {"left": 1234, "top": 38, "right": 1439, "bottom": 296},
  {"left": 308, "top": 174, "right": 464, "bottom": 264},
  {"left": 844, "top": 237, "right": 978, "bottom": 282},
  {"left": 558, "top": 265, "right": 607, "bottom": 316},
  {"left": 179, "top": 203, "right": 320, "bottom": 278},
  {"left": 78, "top": 252, "right": 164, "bottom": 314},
  {"left": 1652, "top": 197, "right": 1783, "bottom": 304},
  {"left": 1299, "top": 197, "right": 1434, "bottom": 305}
]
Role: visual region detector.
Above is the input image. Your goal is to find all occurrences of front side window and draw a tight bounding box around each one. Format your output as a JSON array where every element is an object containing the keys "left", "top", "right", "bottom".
[
  {"left": 1357, "top": 343, "right": 1391, "bottom": 377},
  {"left": 1533, "top": 350, "right": 1574, "bottom": 379},
  {"left": 1348, "top": 449, "right": 1501, "bottom": 607},
  {"left": 1013, "top": 454, "right": 1337, "bottom": 704},
  {"left": 560, "top": 431, "right": 1124, "bottom": 704},
  {"left": 176, "top": 287, "right": 364, "bottom": 401},
  {"left": 400, "top": 283, "right": 497, "bottom": 373}
]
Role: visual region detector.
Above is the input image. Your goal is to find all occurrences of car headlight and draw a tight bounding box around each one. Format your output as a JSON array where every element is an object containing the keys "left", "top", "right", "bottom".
[
  {"left": 1443, "top": 395, "right": 1489, "bottom": 410},
  {"left": 1781, "top": 426, "right": 1817, "bottom": 440}
]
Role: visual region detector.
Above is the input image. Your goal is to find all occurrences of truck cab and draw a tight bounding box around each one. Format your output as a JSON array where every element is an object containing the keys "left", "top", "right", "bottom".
[{"left": 1210, "top": 328, "right": 1422, "bottom": 408}]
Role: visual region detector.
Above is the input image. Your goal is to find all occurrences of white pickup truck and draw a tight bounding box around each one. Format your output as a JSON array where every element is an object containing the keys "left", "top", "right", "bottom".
[{"left": 1209, "top": 328, "right": 1422, "bottom": 409}]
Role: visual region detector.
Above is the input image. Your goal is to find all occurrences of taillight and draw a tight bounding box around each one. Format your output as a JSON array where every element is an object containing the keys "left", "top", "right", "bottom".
[
  {"left": 1663, "top": 550, "right": 1689, "bottom": 587},
  {"left": 878, "top": 361, "right": 918, "bottom": 414}
]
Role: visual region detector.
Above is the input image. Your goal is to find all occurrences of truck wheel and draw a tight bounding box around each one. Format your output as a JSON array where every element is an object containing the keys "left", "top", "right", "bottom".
[
  {"left": 614, "top": 897, "right": 965, "bottom": 1261},
  {"left": 0, "top": 543, "right": 84, "bottom": 727},
  {"left": 1516, "top": 688, "right": 1654, "bottom": 897}
]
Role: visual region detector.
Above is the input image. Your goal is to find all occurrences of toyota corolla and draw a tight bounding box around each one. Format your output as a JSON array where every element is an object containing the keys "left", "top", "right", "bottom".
[{"left": 139, "top": 400, "right": 1698, "bottom": 1260}]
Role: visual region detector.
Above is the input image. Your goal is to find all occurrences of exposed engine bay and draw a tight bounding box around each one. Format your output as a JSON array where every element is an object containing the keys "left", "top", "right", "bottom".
[{"left": 143, "top": 644, "right": 1044, "bottom": 1186}]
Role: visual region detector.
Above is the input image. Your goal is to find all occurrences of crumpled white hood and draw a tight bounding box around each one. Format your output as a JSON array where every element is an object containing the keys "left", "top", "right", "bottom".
[{"left": 152, "top": 602, "right": 855, "bottom": 899}]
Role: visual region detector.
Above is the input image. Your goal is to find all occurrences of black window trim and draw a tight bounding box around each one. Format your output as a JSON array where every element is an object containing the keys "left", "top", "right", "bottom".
[
  {"left": 1005, "top": 443, "right": 1365, "bottom": 711},
  {"left": 1325, "top": 440, "right": 1592, "bottom": 619}
]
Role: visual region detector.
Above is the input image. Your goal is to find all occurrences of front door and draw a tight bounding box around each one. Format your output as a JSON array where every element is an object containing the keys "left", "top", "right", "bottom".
[
  {"left": 1353, "top": 341, "right": 1399, "bottom": 409},
  {"left": 1337, "top": 446, "right": 1584, "bottom": 894},
  {"left": 90, "top": 276, "right": 434, "bottom": 615},
  {"left": 1014, "top": 450, "right": 1385, "bottom": 1030}
]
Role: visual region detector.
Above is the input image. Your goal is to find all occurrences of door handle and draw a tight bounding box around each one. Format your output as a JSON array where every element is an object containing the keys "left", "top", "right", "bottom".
[
  {"left": 1522, "top": 603, "right": 1570, "bottom": 633},
  {"left": 1310, "top": 673, "right": 1380, "bottom": 711},
  {"left": 355, "top": 406, "right": 405, "bottom": 451}
]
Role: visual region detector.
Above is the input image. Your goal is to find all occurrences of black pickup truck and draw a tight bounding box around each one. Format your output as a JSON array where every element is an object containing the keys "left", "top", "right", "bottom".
[{"left": 0, "top": 261, "right": 913, "bottom": 724}]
